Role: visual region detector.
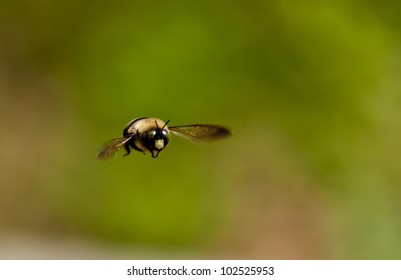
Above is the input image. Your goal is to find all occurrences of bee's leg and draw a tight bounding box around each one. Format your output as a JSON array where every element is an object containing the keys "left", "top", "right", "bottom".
[
  {"left": 123, "top": 144, "right": 131, "bottom": 157},
  {"left": 151, "top": 150, "right": 160, "bottom": 158}
]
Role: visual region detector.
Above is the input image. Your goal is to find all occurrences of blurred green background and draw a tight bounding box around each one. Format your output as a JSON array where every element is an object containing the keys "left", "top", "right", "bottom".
[{"left": 1, "top": 0, "right": 401, "bottom": 259}]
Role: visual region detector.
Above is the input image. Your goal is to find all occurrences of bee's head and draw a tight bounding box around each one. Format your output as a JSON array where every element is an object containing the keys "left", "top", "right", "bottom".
[{"left": 142, "top": 120, "right": 171, "bottom": 158}]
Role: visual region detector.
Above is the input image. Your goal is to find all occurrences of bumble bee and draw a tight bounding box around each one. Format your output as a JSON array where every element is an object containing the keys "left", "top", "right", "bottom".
[{"left": 97, "top": 117, "right": 231, "bottom": 159}]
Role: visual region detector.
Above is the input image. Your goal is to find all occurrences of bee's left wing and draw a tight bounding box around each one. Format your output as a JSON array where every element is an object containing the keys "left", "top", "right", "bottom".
[
  {"left": 97, "top": 135, "right": 133, "bottom": 160},
  {"left": 169, "top": 124, "right": 231, "bottom": 144}
]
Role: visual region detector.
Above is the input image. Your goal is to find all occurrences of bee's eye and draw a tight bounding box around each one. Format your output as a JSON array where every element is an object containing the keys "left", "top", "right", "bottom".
[{"left": 146, "top": 130, "right": 157, "bottom": 140}]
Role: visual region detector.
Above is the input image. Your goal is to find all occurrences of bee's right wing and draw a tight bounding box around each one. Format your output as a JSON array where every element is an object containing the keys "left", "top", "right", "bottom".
[
  {"left": 97, "top": 135, "right": 133, "bottom": 160},
  {"left": 169, "top": 124, "right": 231, "bottom": 144}
]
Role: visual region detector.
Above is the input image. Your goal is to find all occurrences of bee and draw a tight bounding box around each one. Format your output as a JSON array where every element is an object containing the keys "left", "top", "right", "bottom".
[{"left": 97, "top": 117, "right": 231, "bottom": 159}]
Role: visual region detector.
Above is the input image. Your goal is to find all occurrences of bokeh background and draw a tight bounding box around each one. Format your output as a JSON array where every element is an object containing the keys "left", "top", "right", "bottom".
[{"left": 1, "top": 0, "right": 401, "bottom": 259}]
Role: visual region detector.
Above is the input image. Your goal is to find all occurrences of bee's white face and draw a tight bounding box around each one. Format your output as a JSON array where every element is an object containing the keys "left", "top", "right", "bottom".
[{"left": 155, "top": 139, "right": 164, "bottom": 150}]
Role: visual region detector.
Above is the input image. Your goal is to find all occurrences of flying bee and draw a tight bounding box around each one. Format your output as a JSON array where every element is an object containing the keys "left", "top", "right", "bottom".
[{"left": 97, "top": 117, "right": 231, "bottom": 159}]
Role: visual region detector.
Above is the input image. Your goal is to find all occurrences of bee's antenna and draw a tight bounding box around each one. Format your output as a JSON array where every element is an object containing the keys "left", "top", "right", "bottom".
[{"left": 162, "top": 120, "right": 170, "bottom": 130}]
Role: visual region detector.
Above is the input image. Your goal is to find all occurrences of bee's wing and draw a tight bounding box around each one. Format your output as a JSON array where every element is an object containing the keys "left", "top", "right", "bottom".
[
  {"left": 169, "top": 125, "right": 231, "bottom": 144},
  {"left": 97, "top": 135, "right": 133, "bottom": 160}
]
